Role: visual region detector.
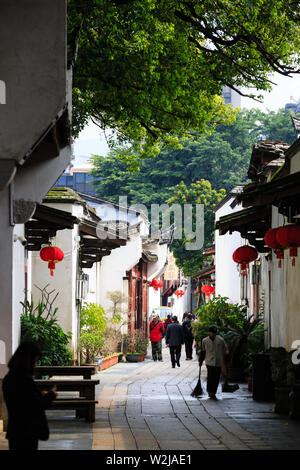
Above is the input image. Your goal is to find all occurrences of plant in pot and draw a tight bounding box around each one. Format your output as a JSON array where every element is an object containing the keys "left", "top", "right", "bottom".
[
  {"left": 106, "top": 290, "right": 128, "bottom": 361},
  {"left": 125, "top": 329, "right": 148, "bottom": 362},
  {"left": 21, "top": 285, "right": 72, "bottom": 366},
  {"left": 79, "top": 302, "right": 107, "bottom": 364},
  {"left": 224, "top": 314, "right": 265, "bottom": 382}
]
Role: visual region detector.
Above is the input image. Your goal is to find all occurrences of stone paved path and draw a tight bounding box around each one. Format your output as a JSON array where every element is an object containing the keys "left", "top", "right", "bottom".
[{"left": 1, "top": 346, "right": 300, "bottom": 450}]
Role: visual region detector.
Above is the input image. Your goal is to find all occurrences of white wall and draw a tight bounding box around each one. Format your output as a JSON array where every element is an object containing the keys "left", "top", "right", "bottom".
[
  {"left": 12, "top": 225, "right": 26, "bottom": 352},
  {"left": 215, "top": 199, "right": 244, "bottom": 304}
]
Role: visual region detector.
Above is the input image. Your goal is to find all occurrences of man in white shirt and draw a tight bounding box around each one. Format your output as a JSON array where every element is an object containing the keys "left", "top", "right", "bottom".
[{"left": 199, "top": 325, "right": 230, "bottom": 399}]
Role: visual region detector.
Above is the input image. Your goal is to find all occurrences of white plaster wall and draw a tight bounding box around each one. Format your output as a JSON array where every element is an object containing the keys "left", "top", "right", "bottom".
[
  {"left": 215, "top": 199, "right": 244, "bottom": 304},
  {"left": 30, "top": 225, "right": 79, "bottom": 358},
  {"left": 99, "top": 234, "right": 143, "bottom": 314},
  {"left": 12, "top": 225, "right": 26, "bottom": 352}
]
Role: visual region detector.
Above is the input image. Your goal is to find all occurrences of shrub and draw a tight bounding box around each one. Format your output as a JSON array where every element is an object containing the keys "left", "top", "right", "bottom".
[
  {"left": 192, "top": 296, "right": 246, "bottom": 351},
  {"left": 101, "top": 327, "right": 122, "bottom": 357},
  {"left": 21, "top": 297, "right": 72, "bottom": 366},
  {"left": 125, "top": 329, "right": 149, "bottom": 354},
  {"left": 79, "top": 302, "right": 108, "bottom": 363}
]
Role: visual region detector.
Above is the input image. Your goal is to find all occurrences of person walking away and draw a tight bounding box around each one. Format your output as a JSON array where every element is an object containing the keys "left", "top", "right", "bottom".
[
  {"left": 164, "top": 315, "right": 172, "bottom": 335},
  {"left": 149, "top": 313, "right": 164, "bottom": 361},
  {"left": 199, "top": 325, "right": 230, "bottom": 399},
  {"left": 182, "top": 313, "right": 194, "bottom": 360},
  {"left": 2, "top": 341, "right": 57, "bottom": 450},
  {"left": 165, "top": 316, "right": 184, "bottom": 368}
]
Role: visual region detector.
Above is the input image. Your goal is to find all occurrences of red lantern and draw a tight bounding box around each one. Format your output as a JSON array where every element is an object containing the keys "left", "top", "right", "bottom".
[
  {"left": 201, "top": 285, "right": 215, "bottom": 298},
  {"left": 150, "top": 279, "right": 163, "bottom": 290},
  {"left": 174, "top": 289, "right": 185, "bottom": 298},
  {"left": 40, "top": 246, "right": 64, "bottom": 276},
  {"left": 232, "top": 246, "right": 258, "bottom": 276},
  {"left": 276, "top": 225, "right": 300, "bottom": 267},
  {"left": 264, "top": 228, "right": 284, "bottom": 268}
]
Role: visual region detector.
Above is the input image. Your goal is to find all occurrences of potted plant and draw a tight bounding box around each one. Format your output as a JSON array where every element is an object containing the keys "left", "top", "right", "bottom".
[
  {"left": 100, "top": 327, "right": 123, "bottom": 370},
  {"left": 125, "top": 329, "right": 148, "bottom": 362},
  {"left": 78, "top": 302, "right": 107, "bottom": 364},
  {"left": 21, "top": 286, "right": 72, "bottom": 366}
]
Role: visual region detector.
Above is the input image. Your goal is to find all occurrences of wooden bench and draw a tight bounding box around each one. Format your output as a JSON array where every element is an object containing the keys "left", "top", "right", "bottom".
[
  {"left": 35, "top": 379, "right": 100, "bottom": 401},
  {"left": 35, "top": 377, "right": 100, "bottom": 423},
  {"left": 49, "top": 398, "right": 98, "bottom": 422},
  {"left": 34, "top": 366, "right": 97, "bottom": 380}
]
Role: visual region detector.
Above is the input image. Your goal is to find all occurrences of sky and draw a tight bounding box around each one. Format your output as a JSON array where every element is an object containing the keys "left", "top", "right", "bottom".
[{"left": 73, "top": 72, "right": 300, "bottom": 166}]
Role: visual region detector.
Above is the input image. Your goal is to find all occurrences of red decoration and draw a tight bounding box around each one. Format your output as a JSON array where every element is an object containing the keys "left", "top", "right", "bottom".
[
  {"left": 150, "top": 279, "right": 163, "bottom": 290},
  {"left": 232, "top": 245, "right": 258, "bottom": 276},
  {"left": 201, "top": 285, "right": 215, "bottom": 299},
  {"left": 276, "top": 225, "right": 300, "bottom": 267},
  {"left": 264, "top": 228, "right": 284, "bottom": 268},
  {"left": 174, "top": 289, "right": 185, "bottom": 298},
  {"left": 40, "top": 246, "right": 64, "bottom": 276}
]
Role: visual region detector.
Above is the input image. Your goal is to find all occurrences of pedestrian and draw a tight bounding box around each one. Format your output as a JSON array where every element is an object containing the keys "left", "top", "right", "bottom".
[
  {"left": 163, "top": 314, "right": 172, "bottom": 334},
  {"left": 199, "top": 325, "right": 230, "bottom": 399},
  {"left": 182, "top": 312, "right": 188, "bottom": 322},
  {"left": 165, "top": 316, "right": 184, "bottom": 368},
  {"left": 182, "top": 313, "right": 194, "bottom": 360},
  {"left": 2, "top": 341, "right": 57, "bottom": 450},
  {"left": 149, "top": 312, "right": 164, "bottom": 361}
]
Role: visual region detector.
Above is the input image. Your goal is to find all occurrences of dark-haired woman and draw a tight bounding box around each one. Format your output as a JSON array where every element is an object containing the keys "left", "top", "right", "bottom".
[{"left": 2, "top": 341, "right": 57, "bottom": 450}]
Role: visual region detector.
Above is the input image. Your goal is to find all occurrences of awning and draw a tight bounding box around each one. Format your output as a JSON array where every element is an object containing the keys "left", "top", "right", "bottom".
[
  {"left": 25, "top": 204, "right": 78, "bottom": 251},
  {"left": 194, "top": 265, "right": 215, "bottom": 280},
  {"left": 239, "top": 171, "right": 300, "bottom": 216},
  {"left": 216, "top": 205, "right": 271, "bottom": 253},
  {"left": 79, "top": 220, "right": 128, "bottom": 269}
]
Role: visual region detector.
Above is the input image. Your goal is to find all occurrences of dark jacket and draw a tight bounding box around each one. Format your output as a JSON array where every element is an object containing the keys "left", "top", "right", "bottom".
[
  {"left": 2, "top": 371, "right": 56, "bottom": 441},
  {"left": 182, "top": 319, "right": 194, "bottom": 340},
  {"left": 166, "top": 323, "right": 184, "bottom": 347}
]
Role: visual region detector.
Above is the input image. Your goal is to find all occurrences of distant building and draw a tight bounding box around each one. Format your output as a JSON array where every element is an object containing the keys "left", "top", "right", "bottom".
[
  {"left": 285, "top": 97, "right": 300, "bottom": 114},
  {"left": 54, "top": 162, "right": 98, "bottom": 196},
  {"left": 222, "top": 86, "right": 241, "bottom": 107}
]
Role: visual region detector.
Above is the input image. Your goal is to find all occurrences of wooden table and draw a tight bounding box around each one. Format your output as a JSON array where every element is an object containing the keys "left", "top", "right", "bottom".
[{"left": 34, "top": 365, "right": 97, "bottom": 380}]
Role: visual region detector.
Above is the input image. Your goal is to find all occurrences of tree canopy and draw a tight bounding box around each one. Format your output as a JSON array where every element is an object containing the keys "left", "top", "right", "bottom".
[
  {"left": 90, "top": 108, "right": 298, "bottom": 275},
  {"left": 167, "top": 180, "right": 226, "bottom": 276},
  {"left": 68, "top": 0, "right": 299, "bottom": 156},
  {"left": 90, "top": 108, "right": 298, "bottom": 201}
]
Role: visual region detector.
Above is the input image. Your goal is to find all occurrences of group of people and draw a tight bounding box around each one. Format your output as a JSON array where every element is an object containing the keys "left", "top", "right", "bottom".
[
  {"left": 149, "top": 311, "right": 195, "bottom": 368},
  {"left": 149, "top": 312, "right": 230, "bottom": 399}
]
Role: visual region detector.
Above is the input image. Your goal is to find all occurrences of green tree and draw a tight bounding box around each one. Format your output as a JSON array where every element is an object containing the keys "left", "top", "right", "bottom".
[
  {"left": 79, "top": 303, "right": 108, "bottom": 363},
  {"left": 167, "top": 180, "right": 226, "bottom": 276},
  {"left": 68, "top": 0, "right": 300, "bottom": 155},
  {"left": 91, "top": 108, "right": 298, "bottom": 200}
]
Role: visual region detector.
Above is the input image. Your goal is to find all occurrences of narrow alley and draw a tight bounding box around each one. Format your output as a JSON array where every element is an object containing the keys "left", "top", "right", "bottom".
[{"left": 2, "top": 347, "right": 299, "bottom": 451}]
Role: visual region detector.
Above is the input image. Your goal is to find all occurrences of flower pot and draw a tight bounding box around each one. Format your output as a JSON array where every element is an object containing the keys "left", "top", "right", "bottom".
[
  {"left": 118, "top": 353, "right": 123, "bottom": 363},
  {"left": 100, "top": 354, "right": 119, "bottom": 371},
  {"left": 126, "top": 353, "right": 140, "bottom": 363},
  {"left": 138, "top": 353, "right": 146, "bottom": 362}
]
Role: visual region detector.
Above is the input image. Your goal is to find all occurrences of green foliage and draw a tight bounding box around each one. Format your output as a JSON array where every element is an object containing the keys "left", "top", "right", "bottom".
[
  {"left": 79, "top": 302, "right": 108, "bottom": 363},
  {"left": 21, "top": 300, "right": 72, "bottom": 366},
  {"left": 68, "top": 0, "right": 299, "bottom": 155},
  {"left": 167, "top": 180, "right": 226, "bottom": 276},
  {"left": 91, "top": 108, "right": 297, "bottom": 198},
  {"left": 192, "top": 296, "right": 247, "bottom": 349},
  {"left": 192, "top": 296, "right": 265, "bottom": 373}
]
